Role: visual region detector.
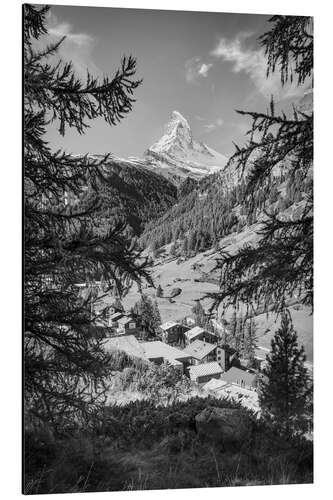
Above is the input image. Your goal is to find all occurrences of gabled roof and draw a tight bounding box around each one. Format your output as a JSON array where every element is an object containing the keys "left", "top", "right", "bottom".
[
  {"left": 160, "top": 321, "right": 180, "bottom": 331},
  {"left": 182, "top": 339, "right": 217, "bottom": 360},
  {"left": 202, "top": 378, "right": 228, "bottom": 392},
  {"left": 102, "top": 335, "right": 146, "bottom": 360},
  {"left": 141, "top": 341, "right": 190, "bottom": 364},
  {"left": 184, "top": 326, "right": 205, "bottom": 341},
  {"left": 185, "top": 326, "right": 218, "bottom": 342},
  {"left": 189, "top": 362, "right": 223, "bottom": 379},
  {"left": 109, "top": 312, "right": 124, "bottom": 321},
  {"left": 118, "top": 316, "right": 135, "bottom": 325},
  {"left": 109, "top": 304, "right": 123, "bottom": 312},
  {"left": 221, "top": 366, "right": 257, "bottom": 387},
  {"left": 254, "top": 347, "right": 269, "bottom": 361}
]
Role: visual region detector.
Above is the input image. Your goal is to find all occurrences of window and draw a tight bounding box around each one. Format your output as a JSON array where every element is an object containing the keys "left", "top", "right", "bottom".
[{"left": 129, "top": 322, "right": 136, "bottom": 329}]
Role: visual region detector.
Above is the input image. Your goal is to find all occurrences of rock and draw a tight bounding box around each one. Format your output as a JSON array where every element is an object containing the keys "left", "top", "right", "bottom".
[
  {"left": 169, "top": 287, "right": 182, "bottom": 298},
  {"left": 195, "top": 406, "right": 251, "bottom": 444}
]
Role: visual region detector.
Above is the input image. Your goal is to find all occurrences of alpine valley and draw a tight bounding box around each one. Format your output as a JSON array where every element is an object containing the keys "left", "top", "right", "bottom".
[{"left": 97, "top": 100, "right": 313, "bottom": 365}]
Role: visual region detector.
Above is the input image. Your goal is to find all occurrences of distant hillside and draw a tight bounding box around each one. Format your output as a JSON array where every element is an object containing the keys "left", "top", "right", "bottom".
[
  {"left": 81, "top": 110, "right": 229, "bottom": 235},
  {"left": 83, "top": 157, "right": 178, "bottom": 235},
  {"left": 140, "top": 163, "right": 311, "bottom": 253},
  {"left": 139, "top": 91, "right": 313, "bottom": 255}
]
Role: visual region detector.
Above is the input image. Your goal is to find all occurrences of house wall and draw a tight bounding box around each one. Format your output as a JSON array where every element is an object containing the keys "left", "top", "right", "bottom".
[
  {"left": 117, "top": 323, "right": 141, "bottom": 337},
  {"left": 196, "top": 372, "right": 221, "bottom": 384},
  {"left": 163, "top": 325, "right": 188, "bottom": 346},
  {"left": 186, "top": 332, "right": 204, "bottom": 345},
  {"left": 217, "top": 348, "right": 235, "bottom": 371},
  {"left": 202, "top": 350, "right": 217, "bottom": 364},
  {"left": 203, "top": 332, "right": 218, "bottom": 344}
]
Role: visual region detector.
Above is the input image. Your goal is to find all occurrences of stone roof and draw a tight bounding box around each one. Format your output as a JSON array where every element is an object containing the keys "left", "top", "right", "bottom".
[
  {"left": 184, "top": 326, "right": 205, "bottom": 341},
  {"left": 109, "top": 312, "right": 124, "bottom": 321},
  {"left": 160, "top": 321, "right": 180, "bottom": 331},
  {"left": 182, "top": 339, "right": 217, "bottom": 360},
  {"left": 202, "top": 378, "right": 228, "bottom": 392},
  {"left": 189, "top": 362, "right": 223, "bottom": 379},
  {"left": 221, "top": 367, "right": 257, "bottom": 387},
  {"left": 141, "top": 341, "right": 190, "bottom": 365},
  {"left": 102, "top": 335, "right": 146, "bottom": 360},
  {"left": 118, "top": 316, "right": 135, "bottom": 325}
]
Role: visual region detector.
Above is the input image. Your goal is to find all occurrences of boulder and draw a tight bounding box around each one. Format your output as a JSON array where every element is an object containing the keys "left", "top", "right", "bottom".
[
  {"left": 195, "top": 406, "right": 251, "bottom": 444},
  {"left": 169, "top": 287, "right": 182, "bottom": 298}
]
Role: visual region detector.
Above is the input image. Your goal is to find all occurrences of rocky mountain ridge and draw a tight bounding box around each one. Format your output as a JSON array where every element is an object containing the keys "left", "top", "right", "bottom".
[{"left": 144, "top": 111, "right": 228, "bottom": 182}]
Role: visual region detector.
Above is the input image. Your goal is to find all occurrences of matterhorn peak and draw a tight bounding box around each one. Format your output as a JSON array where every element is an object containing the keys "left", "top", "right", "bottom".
[
  {"left": 145, "top": 111, "right": 228, "bottom": 182},
  {"left": 169, "top": 110, "right": 190, "bottom": 127},
  {"left": 148, "top": 110, "right": 192, "bottom": 155}
]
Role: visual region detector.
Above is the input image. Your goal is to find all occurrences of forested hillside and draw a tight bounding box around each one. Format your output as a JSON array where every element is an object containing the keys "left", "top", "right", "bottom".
[
  {"left": 81, "top": 157, "right": 178, "bottom": 236},
  {"left": 139, "top": 158, "right": 312, "bottom": 255}
]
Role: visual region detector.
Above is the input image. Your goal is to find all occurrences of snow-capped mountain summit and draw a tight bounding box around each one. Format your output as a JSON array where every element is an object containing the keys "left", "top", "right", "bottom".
[
  {"left": 149, "top": 111, "right": 193, "bottom": 155},
  {"left": 145, "top": 111, "right": 228, "bottom": 182}
]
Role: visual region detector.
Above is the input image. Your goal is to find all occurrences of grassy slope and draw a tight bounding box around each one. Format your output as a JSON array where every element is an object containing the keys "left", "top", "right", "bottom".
[
  {"left": 24, "top": 396, "right": 313, "bottom": 493},
  {"left": 115, "top": 223, "right": 313, "bottom": 363}
]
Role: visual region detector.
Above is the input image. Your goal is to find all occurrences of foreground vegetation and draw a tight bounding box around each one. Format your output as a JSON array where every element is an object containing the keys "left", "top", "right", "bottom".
[
  {"left": 24, "top": 348, "right": 312, "bottom": 494},
  {"left": 24, "top": 394, "right": 313, "bottom": 494}
]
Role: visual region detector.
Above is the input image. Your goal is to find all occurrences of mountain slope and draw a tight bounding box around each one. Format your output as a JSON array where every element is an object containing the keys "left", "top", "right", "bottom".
[
  {"left": 85, "top": 157, "right": 178, "bottom": 235},
  {"left": 144, "top": 111, "right": 228, "bottom": 183}
]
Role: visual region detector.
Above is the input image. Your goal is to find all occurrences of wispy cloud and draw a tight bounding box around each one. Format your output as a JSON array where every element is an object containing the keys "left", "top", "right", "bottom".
[
  {"left": 211, "top": 32, "right": 307, "bottom": 100},
  {"left": 48, "top": 22, "right": 93, "bottom": 48},
  {"left": 185, "top": 57, "right": 213, "bottom": 83},
  {"left": 41, "top": 12, "right": 100, "bottom": 78},
  {"left": 198, "top": 63, "right": 213, "bottom": 78},
  {"left": 203, "top": 117, "right": 224, "bottom": 133}
]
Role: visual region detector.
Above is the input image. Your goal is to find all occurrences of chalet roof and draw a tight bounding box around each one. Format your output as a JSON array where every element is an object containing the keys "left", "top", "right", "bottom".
[
  {"left": 160, "top": 321, "right": 180, "bottom": 331},
  {"left": 202, "top": 378, "right": 228, "bottom": 392},
  {"left": 102, "top": 335, "right": 146, "bottom": 360},
  {"left": 254, "top": 347, "right": 269, "bottom": 360},
  {"left": 184, "top": 326, "right": 205, "bottom": 341},
  {"left": 109, "top": 312, "right": 124, "bottom": 321},
  {"left": 189, "top": 362, "right": 223, "bottom": 379},
  {"left": 185, "top": 326, "right": 218, "bottom": 342},
  {"left": 182, "top": 339, "right": 217, "bottom": 360},
  {"left": 141, "top": 341, "right": 189, "bottom": 364},
  {"left": 109, "top": 303, "right": 123, "bottom": 311},
  {"left": 118, "top": 316, "right": 135, "bottom": 325},
  {"left": 221, "top": 367, "right": 257, "bottom": 387}
]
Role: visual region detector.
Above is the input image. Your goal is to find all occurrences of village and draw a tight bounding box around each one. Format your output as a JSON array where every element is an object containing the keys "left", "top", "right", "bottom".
[{"left": 84, "top": 281, "right": 269, "bottom": 412}]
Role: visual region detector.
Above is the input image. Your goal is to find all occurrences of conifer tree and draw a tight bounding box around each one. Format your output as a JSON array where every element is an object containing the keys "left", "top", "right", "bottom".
[
  {"left": 228, "top": 310, "right": 238, "bottom": 338},
  {"left": 156, "top": 284, "right": 163, "bottom": 298},
  {"left": 170, "top": 243, "right": 177, "bottom": 256},
  {"left": 24, "top": 4, "right": 150, "bottom": 434},
  {"left": 153, "top": 300, "right": 162, "bottom": 327},
  {"left": 192, "top": 301, "right": 206, "bottom": 328},
  {"left": 211, "top": 16, "right": 313, "bottom": 313},
  {"left": 259, "top": 312, "right": 312, "bottom": 436},
  {"left": 182, "top": 236, "right": 189, "bottom": 256},
  {"left": 188, "top": 230, "right": 197, "bottom": 252},
  {"left": 242, "top": 318, "right": 258, "bottom": 367},
  {"left": 132, "top": 295, "right": 161, "bottom": 336}
]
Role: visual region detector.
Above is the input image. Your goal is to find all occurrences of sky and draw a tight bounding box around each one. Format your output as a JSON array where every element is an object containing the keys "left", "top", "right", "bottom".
[{"left": 42, "top": 5, "right": 309, "bottom": 159}]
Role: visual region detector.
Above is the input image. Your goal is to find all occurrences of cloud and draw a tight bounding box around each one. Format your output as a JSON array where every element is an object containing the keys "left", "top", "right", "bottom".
[
  {"left": 203, "top": 117, "right": 224, "bottom": 132},
  {"left": 185, "top": 57, "right": 213, "bottom": 83},
  {"left": 198, "top": 63, "right": 213, "bottom": 78},
  {"left": 36, "top": 12, "right": 100, "bottom": 78},
  {"left": 211, "top": 32, "right": 307, "bottom": 100},
  {"left": 48, "top": 22, "right": 94, "bottom": 48}
]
